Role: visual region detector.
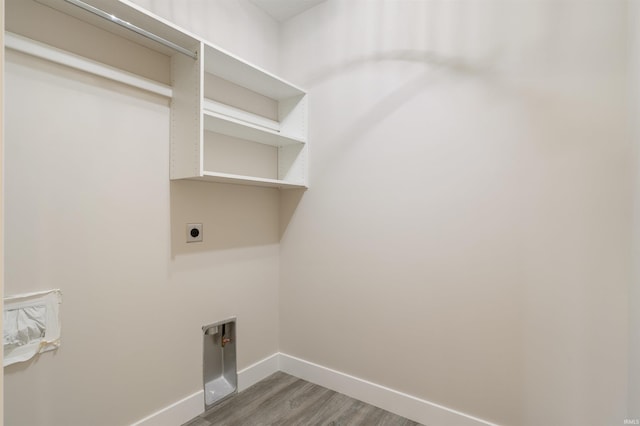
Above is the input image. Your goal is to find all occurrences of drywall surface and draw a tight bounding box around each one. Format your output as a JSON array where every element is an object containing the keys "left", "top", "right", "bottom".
[
  {"left": 0, "top": 0, "right": 5, "bottom": 423},
  {"left": 278, "top": 1, "right": 631, "bottom": 425},
  {"left": 631, "top": 1, "right": 640, "bottom": 420},
  {"left": 131, "top": 0, "right": 279, "bottom": 73},
  {"left": 3, "top": 2, "right": 280, "bottom": 425}
]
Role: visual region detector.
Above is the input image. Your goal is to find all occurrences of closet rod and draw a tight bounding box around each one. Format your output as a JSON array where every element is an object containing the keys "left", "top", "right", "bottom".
[
  {"left": 5, "top": 32, "right": 173, "bottom": 98},
  {"left": 63, "top": 0, "right": 198, "bottom": 60}
]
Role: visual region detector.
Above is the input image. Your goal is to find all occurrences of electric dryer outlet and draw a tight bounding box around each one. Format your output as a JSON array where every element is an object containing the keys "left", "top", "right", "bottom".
[{"left": 187, "top": 223, "right": 203, "bottom": 243}]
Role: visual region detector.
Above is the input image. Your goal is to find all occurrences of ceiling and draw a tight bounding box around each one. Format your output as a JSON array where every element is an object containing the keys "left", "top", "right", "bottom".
[{"left": 249, "top": 0, "right": 327, "bottom": 22}]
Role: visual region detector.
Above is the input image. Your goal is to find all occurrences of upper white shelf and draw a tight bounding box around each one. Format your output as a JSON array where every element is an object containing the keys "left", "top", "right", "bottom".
[
  {"left": 203, "top": 44, "right": 305, "bottom": 100},
  {"left": 34, "top": 0, "right": 199, "bottom": 56},
  {"left": 34, "top": 0, "right": 307, "bottom": 99}
]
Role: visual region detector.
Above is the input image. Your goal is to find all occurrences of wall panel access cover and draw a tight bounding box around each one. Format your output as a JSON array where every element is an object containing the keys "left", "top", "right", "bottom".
[{"left": 3, "top": 289, "right": 62, "bottom": 366}]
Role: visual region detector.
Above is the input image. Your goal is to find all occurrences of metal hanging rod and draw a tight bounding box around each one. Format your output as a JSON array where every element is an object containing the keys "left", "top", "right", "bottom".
[{"left": 63, "top": 0, "right": 198, "bottom": 60}]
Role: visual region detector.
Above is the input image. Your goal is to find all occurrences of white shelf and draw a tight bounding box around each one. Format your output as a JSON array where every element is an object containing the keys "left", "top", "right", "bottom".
[
  {"left": 34, "top": 0, "right": 200, "bottom": 57},
  {"left": 17, "top": 0, "right": 309, "bottom": 189},
  {"left": 203, "top": 43, "right": 305, "bottom": 100},
  {"left": 172, "top": 42, "right": 308, "bottom": 187},
  {"left": 203, "top": 109, "right": 305, "bottom": 148},
  {"left": 203, "top": 99, "right": 280, "bottom": 132},
  {"left": 33, "top": 0, "right": 308, "bottom": 96},
  {"left": 197, "top": 172, "right": 307, "bottom": 189}
]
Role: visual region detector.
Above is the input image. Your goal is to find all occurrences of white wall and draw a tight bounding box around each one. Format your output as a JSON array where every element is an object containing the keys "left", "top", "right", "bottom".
[
  {"left": 4, "top": 1, "right": 281, "bottom": 425},
  {"left": 279, "top": 1, "right": 631, "bottom": 425}
]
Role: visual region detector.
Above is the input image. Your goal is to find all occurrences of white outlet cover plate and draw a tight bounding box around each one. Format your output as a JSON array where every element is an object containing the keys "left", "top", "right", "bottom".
[{"left": 187, "top": 223, "right": 203, "bottom": 243}]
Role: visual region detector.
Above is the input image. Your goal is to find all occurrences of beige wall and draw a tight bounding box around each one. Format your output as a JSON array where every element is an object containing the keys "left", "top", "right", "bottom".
[
  {"left": 3, "top": 1, "right": 280, "bottom": 425},
  {"left": 631, "top": 0, "right": 640, "bottom": 419},
  {"left": 279, "top": 1, "right": 631, "bottom": 425},
  {"left": 4, "top": 1, "right": 636, "bottom": 425},
  {"left": 131, "top": 0, "right": 280, "bottom": 74},
  {"left": 1, "top": 0, "right": 5, "bottom": 423}
]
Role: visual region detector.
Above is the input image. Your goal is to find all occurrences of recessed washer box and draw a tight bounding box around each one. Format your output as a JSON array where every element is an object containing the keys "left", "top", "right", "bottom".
[{"left": 202, "top": 318, "right": 237, "bottom": 408}]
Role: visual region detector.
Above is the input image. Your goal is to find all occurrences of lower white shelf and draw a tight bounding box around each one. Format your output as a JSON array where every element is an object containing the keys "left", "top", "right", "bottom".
[{"left": 191, "top": 171, "right": 307, "bottom": 189}]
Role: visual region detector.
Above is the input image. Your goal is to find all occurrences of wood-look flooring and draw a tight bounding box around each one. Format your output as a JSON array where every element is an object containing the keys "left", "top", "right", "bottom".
[{"left": 183, "top": 372, "right": 422, "bottom": 426}]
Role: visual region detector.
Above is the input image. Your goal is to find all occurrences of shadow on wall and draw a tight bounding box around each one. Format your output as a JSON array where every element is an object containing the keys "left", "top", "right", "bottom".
[
  {"left": 310, "top": 52, "right": 499, "bottom": 182},
  {"left": 306, "top": 49, "right": 498, "bottom": 89},
  {"left": 299, "top": 0, "right": 577, "bottom": 90},
  {"left": 289, "top": 0, "right": 608, "bottom": 181},
  {"left": 280, "top": 188, "right": 305, "bottom": 239},
  {"left": 169, "top": 180, "right": 280, "bottom": 256}
]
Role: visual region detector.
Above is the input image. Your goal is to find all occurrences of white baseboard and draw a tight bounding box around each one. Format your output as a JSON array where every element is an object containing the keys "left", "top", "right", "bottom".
[
  {"left": 130, "top": 390, "right": 204, "bottom": 426},
  {"left": 131, "top": 352, "right": 499, "bottom": 426},
  {"left": 130, "top": 353, "right": 279, "bottom": 426},
  {"left": 279, "top": 353, "right": 499, "bottom": 426},
  {"left": 237, "top": 352, "right": 280, "bottom": 392}
]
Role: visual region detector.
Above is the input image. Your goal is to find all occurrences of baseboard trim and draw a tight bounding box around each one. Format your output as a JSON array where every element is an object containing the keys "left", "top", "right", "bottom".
[
  {"left": 279, "top": 353, "right": 499, "bottom": 426},
  {"left": 131, "top": 352, "right": 499, "bottom": 426},
  {"left": 130, "top": 390, "right": 204, "bottom": 426},
  {"left": 130, "top": 353, "right": 279, "bottom": 426},
  {"left": 237, "top": 352, "right": 280, "bottom": 392}
]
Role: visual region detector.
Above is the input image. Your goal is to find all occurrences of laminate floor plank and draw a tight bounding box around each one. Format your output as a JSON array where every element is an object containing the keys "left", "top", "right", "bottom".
[
  {"left": 202, "top": 373, "right": 302, "bottom": 425},
  {"left": 182, "top": 417, "right": 212, "bottom": 426},
  {"left": 183, "top": 372, "right": 423, "bottom": 426},
  {"left": 276, "top": 384, "right": 338, "bottom": 425},
  {"left": 306, "top": 392, "right": 357, "bottom": 425}
]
